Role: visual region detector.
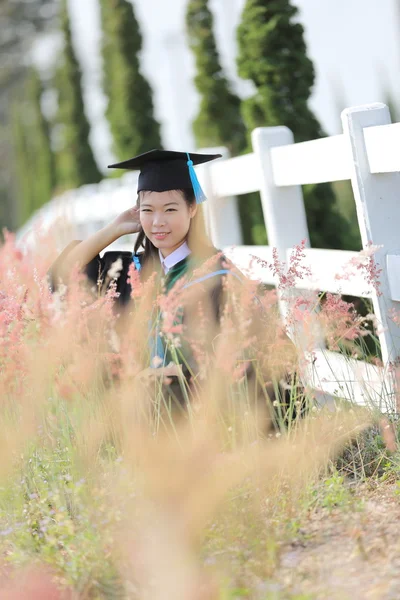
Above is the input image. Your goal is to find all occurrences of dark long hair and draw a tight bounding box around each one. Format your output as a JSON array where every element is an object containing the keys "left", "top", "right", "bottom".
[{"left": 133, "top": 188, "right": 217, "bottom": 274}]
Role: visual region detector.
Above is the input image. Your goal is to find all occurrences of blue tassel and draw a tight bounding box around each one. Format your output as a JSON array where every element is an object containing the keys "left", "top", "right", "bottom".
[
  {"left": 132, "top": 254, "right": 142, "bottom": 272},
  {"left": 187, "top": 152, "right": 207, "bottom": 204}
]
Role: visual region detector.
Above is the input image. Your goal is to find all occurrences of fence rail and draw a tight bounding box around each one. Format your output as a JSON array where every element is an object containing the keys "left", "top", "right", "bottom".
[
  {"left": 225, "top": 246, "right": 375, "bottom": 297},
  {"left": 18, "top": 102, "right": 400, "bottom": 411}
]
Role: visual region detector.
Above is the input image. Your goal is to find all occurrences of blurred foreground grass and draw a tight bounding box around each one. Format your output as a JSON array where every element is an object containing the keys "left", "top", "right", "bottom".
[{"left": 0, "top": 232, "right": 398, "bottom": 599}]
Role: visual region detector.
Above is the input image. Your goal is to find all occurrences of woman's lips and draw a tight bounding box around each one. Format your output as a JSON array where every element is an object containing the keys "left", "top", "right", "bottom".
[{"left": 152, "top": 232, "right": 170, "bottom": 240}]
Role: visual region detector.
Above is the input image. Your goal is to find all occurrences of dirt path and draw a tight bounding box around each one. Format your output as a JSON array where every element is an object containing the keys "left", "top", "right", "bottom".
[{"left": 276, "top": 483, "right": 400, "bottom": 599}]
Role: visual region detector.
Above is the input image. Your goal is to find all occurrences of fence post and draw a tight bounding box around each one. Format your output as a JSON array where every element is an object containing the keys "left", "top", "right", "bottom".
[
  {"left": 251, "top": 127, "right": 310, "bottom": 258},
  {"left": 251, "top": 127, "right": 316, "bottom": 331},
  {"left": 252, "top": 127, "right": 331, "bottom": 405},
  {"left": 197, "top": 146, "right": 243, "bottom": 249},
  {"left": 341, "top": 103, "right": 400, "bottom": 365}
]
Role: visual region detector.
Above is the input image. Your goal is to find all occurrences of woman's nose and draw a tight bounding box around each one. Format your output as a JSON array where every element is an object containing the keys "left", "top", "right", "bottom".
[{"left": 153, "top": 212, "right": 166, "bottom": 226}]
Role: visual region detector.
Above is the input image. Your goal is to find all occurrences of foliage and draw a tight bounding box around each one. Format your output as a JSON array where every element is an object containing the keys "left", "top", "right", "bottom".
[
  {"left": 54, "top": 0, "right": 101, "bottom": 190},
  {"left": 186, "top": 0, "right": 246, "bottom": 156},
  {"left": 236, "top": 0, "right": 355, "bottom": 249},
  {"left": 0, "top": 0, "right": 58, "bottom": 231},
  {"left": 11, "top": 68, "right": 56, "bottom": 226},
  {"left": 0, "top": 231, "right": 395, "bottom": 597},
  {"left": 99, "top": 0, "right": 162, "bottom": 161},
  {"left": 11, "top": 101, "right": 34, "bottom": 225}
]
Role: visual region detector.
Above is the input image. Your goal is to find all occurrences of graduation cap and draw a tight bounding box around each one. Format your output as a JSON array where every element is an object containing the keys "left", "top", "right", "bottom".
[{"left": 108, "top": 149, "right": 222, "bottom": 204}]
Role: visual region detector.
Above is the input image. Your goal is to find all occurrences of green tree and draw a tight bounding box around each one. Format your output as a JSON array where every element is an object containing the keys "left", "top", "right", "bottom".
[
  {"left": 237, "top": 0, "right": 354, "bottom": 249},
  {"left": 99, "top": 0, "right": 162, "bottom": 160},
  {"left": 0, "top": 0, "right": 58, "bottom": 230},
  {"left": 29, "top": 68, "right": 56, "bottom": 212},
  {"left": 10, "top": 68, "right": 56, "bottom": 226},
  {"left": 54, "top": 0, "right": 101, "bottom": 190},
  {"left": 186, "top": 0, "right": 246, "bottom": 155},
  {"left": 11, "top": 101, "right": 34, "bottom": 225}
]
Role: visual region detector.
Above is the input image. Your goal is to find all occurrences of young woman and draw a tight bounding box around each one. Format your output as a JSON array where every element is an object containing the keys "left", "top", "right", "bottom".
[
  {"left": 50, "top": 150, "right": 298, "bottom": 419},
  {"left": 51, "top": 152, "right": 237, "bottom": 388}
]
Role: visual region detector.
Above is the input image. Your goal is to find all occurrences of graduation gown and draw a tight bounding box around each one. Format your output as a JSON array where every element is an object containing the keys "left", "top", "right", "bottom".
[
  {"left": 49, "top": 242, "right": 301, "bottom": 425},
  {"left": 50, "top": 241, "right": 224, "bottom": 310},
  {"left": 49, "top": 242, "right": 227, "bottom": 406}
]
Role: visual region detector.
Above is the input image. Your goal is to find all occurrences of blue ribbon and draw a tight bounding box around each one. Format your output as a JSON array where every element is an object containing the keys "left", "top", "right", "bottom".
[
  {"left": 133, "top": 254, "right": 141, "bottom": 272},
  {"left": 131, "top": 254, "right": 258, "bottom": 368},
  {"left": 132, "top": 254, "right": 163, "bottom": 366},
  {"left": 149, "top": 314, "right": 165, "bottom": 368},
  {"left": 148, "top": 270, "right": 244, "bottom": 367},
  {"left": 183, "top": 269, "right": 242, "bottom": 289}
]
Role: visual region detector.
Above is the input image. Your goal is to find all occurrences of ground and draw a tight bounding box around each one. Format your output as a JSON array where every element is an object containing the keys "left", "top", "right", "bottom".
[{"left": 275, "top": 482, "right": 400, "bottom": 600}]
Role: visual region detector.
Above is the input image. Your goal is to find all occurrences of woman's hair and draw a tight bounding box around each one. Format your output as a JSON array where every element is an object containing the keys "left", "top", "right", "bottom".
[{"left": 133, "top": 188, "right": 217, "bottom": 272}]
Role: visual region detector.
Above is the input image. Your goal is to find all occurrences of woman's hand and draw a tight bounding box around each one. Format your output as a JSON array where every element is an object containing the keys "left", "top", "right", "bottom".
[
  {"left": 137, "top": 363, "right": 183, "bottom": 386},
  {"left": 112, "top": 207, "right": 142, "bottom": 237},
  {"left": 50, "top": 207, "right": 142, "bottom": 284}
]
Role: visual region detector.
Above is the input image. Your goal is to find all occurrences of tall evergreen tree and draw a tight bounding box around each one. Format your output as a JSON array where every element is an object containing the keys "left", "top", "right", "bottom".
[
  {"left": 54, "top": 0, "right": 101, "bottom": 190},
  {"left": 237, "top": 0, "right": 353, "bottom": 250},
  {"left": 11, "top": 69, "right": 56, "bottom": 225},
  {"left": 11, "top": 101, "right": 34, "bottom": 225},
  {"left": 29, "top": 68, "right": 56, "bottom": 212},
  {"left": 0, "top": 0, "right": 58, "bottom": 231},
  {"left": 186, "top": 0, "right": 246, "bottom": 155},
  {"left": 99, "top": 0, "right": 162, "bottom": 160}
]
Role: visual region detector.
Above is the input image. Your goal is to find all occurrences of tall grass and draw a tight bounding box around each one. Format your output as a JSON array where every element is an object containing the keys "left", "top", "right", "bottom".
[{"left": 0, "top": 231, "right": 393, "bottom": 598}]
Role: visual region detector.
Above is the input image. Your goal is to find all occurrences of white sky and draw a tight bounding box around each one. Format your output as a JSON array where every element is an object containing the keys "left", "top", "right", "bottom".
[{"left": 33, "top": 0, "right": 400, "bottom": 174}]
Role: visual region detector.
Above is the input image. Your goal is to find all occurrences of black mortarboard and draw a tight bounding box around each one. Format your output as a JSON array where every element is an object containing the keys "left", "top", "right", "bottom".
[{"left": 108, "top": 149, "right": 222, "bottom": 203}]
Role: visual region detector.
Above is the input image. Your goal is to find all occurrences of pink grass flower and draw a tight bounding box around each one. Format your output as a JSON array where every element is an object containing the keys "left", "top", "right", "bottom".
[
  {"left": 335, "top": 242, "right": 383, "bottom": 296},
  {"left": 319, "top": 293, "right": 367, "bottom": 350},
  {"left": 251, "top": 240, "right": 311, "bottom": 294}
]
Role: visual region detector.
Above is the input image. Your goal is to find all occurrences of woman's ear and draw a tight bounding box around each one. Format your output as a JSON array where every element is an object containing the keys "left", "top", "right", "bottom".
[{"left": 190, "top": 204, "right": 198, "bottom": 219}]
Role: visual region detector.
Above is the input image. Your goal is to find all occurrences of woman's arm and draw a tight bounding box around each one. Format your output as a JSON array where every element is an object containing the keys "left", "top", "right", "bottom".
[{"left": 52, "top": 207, "right": 141, "bottom": 284}]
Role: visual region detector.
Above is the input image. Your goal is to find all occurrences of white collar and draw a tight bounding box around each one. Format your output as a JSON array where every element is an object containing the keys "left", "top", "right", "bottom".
[{"left": 159, "top": 241, "right": 191, "bottom": 274}]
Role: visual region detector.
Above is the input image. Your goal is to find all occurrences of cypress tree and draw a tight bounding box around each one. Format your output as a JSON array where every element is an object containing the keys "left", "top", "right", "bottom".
[
  {"left": 54, "top": 0, "right": 101, "bottom": 190},
  {"left": 11, "top": 69, "right": 56, "bottom": 225},
  {"left": 186, "top": 0, "right": 246, "bottom": 155},
  {"left": 237, "top": 0, "right": 353, "bottom": 249},
  {"left": 11, "top": 101, "right": 35, "bottom": 225},
  {"left": 28, "top": 68, "right": 56, "bottom": 211},
  {"left": 99, "top": 0, "right": 162, "bottom": 160}
]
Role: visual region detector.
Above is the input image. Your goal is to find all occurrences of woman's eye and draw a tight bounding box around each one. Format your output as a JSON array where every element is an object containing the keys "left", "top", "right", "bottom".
[
  {"left": 166, "top": 208, "right": 177, "bottom": 212},
  {"left": 141, "top": 209, "right": 152, "bottom": 213}
]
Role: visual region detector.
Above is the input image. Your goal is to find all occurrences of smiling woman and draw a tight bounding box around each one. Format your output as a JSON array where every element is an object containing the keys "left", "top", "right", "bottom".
[
  {"left": 49, "top": 149, "right": 297, "bottom": 422},
  {"left": 49, "top": 150, "right": 226, "bottom": 369},
  {"left": 139, "top": 190, "right": 195, "bottom": 257},
  {"left": 50, "top": 149, "right": 221, "bottom": 292},
  {"left": 133, "top": 186, "right": 215, "bottom": 275},
  {"left": 140, "top": 189, "right": 196, "bottom": 254}
]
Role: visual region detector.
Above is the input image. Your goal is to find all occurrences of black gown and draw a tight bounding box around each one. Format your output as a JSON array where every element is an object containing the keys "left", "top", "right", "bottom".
[
  {"left": 49, "top": 242, "right": 301, "bottom": 428},
  {"left": 49, "top": 242, "right": 230, "bottom": 409},
  {"left": 50, "top": 241, "right": 224, "bottom": 312}
]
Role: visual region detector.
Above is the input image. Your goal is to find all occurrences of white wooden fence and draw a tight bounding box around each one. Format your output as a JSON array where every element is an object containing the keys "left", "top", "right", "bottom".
[{"left": 18, "top": 103, "right": 400, "bottom": 412}]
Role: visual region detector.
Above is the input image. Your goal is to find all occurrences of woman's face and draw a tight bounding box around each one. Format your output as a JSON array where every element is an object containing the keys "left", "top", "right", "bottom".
[{"left": 139, "top": 190, "right": 197, "bottom": 257}]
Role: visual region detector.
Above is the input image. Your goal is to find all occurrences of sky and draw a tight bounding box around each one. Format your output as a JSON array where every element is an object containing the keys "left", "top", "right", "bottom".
[{"left": 33, "top": 0, "right": 400, "bottom": 175}]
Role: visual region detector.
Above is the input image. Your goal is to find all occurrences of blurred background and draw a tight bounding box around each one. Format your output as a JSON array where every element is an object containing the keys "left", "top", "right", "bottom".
[{"left": 2, "top": 0, "right": 400, "bottom": 249}]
